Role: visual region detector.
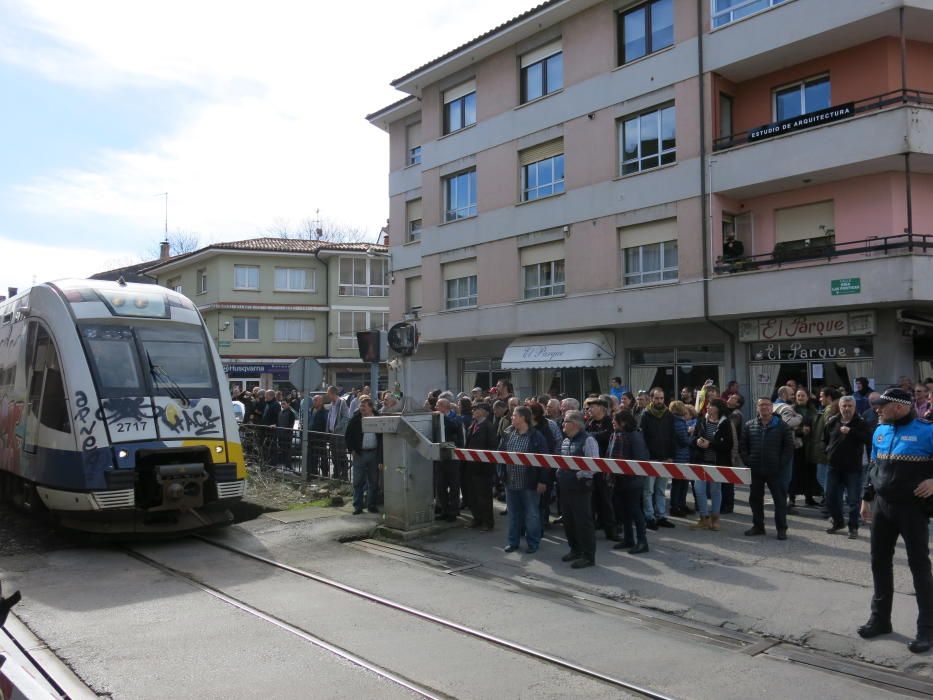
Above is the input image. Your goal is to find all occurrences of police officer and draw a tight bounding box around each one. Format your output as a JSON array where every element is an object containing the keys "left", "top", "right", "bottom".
[
  {"left": 558, "top": 410, "right": 599, "bottom": 569},
  {"left": 858, "top": 387, "right": 933, "bottom": 653}
]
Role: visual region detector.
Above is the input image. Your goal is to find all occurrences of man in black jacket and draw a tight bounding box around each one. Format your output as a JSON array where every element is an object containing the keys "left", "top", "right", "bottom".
[
  {"left": 465, "top": 402, "right": 498, "bottom": 531},
  {"left": 435, "top": 397, "right": 465, "bottom": 522},
  {"left": 585, "top": 398, "right": 618, "bottom": 541},
  {"left": 344, "top": 397, "right": 382, "bottom": 514},
  {"left": 824, "top": 396, "right": 871, "bottom": 538},
  {"left": 640, "top": 388, "right": 676, "bottom": 529},
  {"left": 741, "top": 397, "right": 795, "bottom": 539}
]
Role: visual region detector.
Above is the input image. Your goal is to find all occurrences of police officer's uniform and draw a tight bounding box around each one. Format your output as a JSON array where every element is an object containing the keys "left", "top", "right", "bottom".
[{"left": 860, "top": 388, "right": 933, "bottom": 653}]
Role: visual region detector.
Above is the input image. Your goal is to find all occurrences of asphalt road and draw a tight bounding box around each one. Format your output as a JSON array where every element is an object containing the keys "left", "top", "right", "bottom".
[{"left": 1, "top": 494, "right": 928, "bottom": 699}]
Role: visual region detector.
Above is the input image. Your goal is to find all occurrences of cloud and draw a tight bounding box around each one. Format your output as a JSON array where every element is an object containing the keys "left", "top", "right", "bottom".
[
  {"left": 2, "top": 0, "right": 537, "bottom": 253},
  {"left": 0, "top": 235, "right": 138, "bottom": 292}
]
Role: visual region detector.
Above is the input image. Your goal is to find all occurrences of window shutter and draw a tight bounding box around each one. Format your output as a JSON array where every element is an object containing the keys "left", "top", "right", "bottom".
[
  {"left": 443, "top": 80, "right": 476, "bottom": 104},
  {"left": 618, "top": 218, "right": 678, "bottom": 248},
  {"left": 442, "top": 258, "right": 477, "bottom": 280},
  {"left": 406, "top": 198, "right": 422, "bottom": 222},
  {"left": 774, "top": 201, "right": 834, "bottom": 243},
  {"left": 406, "top": 121, "right": 421, "bottom": 149},
  {"left": 519, "top": 138, "right": 564, "bottom": 166},
  {"left": 520, "top": 240, "right": 565, "bottom": 267},
  {"left": 520, "top": 39, "right": 562, "bottom": 68},
  {"left": 406, "top": 276, "right": 422, "bottom": 310}
]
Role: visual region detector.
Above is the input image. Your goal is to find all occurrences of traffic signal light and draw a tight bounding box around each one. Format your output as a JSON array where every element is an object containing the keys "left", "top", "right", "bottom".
[
  {"left": 356, "top": 330, "right": 388, "bottom": 363},
  {"left": 387, "top": 322, "right": 419, "bottom": 356}
]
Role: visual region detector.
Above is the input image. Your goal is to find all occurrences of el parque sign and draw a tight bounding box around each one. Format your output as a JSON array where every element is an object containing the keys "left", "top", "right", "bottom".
[{"left": 739, "top": 311, "right": 875, "bottom": 343}]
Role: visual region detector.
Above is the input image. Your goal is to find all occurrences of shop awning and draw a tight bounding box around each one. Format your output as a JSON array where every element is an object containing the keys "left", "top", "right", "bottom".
[{"left": 501, "top": 331, "right": 615, "bottom": 370}]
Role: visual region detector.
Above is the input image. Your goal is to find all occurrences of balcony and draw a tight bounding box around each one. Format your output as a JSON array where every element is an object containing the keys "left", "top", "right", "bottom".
[
  {"left": 709, "top": 91, "right": 933, "bottom": 199},
  {"left": 715, "top": 233, "right": 932, "bottom": 275},
  {"left": 714, "top": 89, "right": 933, "bottom": 151},
  {"left": 709, "top": 241, "right": 933, "bottom": 320}
]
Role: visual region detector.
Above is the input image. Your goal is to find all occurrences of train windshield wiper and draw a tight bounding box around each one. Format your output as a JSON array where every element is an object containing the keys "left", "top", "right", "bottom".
[{"left": 147, "top": 350, "right": 190, "bottom": 406}]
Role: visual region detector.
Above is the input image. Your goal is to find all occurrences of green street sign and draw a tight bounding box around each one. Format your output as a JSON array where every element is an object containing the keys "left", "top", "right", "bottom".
[
  {"left": 219, "top": 340, "right": 232, "bottom": 348},
  {"left": 831, "top": 277, "right": 861, "bottom": 296}
]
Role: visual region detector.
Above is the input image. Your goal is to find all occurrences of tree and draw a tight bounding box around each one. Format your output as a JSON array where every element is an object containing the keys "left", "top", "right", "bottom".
[
  {"left": 268, "top": 215, "right": 374, "bottom": 244},
  {"left": 146, "top": 230, "right": 201, "bottom": 260}
]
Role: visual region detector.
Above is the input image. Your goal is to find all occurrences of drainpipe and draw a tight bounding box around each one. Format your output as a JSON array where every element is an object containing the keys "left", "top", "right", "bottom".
[
  {"left": 697, "top": 0, "right": 737, "bottom": 382},
  {"left": 899, "top": 6, "right": 914, "bottom": 249}
]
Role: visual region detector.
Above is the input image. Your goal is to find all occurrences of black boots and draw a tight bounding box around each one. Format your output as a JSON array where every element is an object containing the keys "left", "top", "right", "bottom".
[{"left": 857, "top": 615, "right": 892, "bottom": 639}]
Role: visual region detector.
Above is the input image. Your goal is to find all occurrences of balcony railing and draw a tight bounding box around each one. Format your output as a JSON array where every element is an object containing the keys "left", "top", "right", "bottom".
[
  {"left": 714, "top": 233, "right": 933, "bottom": 275},
  {"left": 713, "top": 89, "right": 933, "bottom": 151}
]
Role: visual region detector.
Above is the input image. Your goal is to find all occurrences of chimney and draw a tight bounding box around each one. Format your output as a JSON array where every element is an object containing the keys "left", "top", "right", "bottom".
[
  {"left": 159, "top": 240, "right": 171, "bottom": 260},
  {"left": 7, "top": 287, "right": 17, "bottom": 298}
]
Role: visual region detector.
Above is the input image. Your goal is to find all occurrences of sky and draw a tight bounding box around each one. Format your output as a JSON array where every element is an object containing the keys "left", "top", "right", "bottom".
[{"left": 0, "top": 0, "right": 535, "bottom": 292}]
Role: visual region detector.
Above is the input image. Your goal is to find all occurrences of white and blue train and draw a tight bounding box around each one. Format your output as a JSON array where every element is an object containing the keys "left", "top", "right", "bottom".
[{"left": 0, "top": 279, "right": 246, "bottom": 533}]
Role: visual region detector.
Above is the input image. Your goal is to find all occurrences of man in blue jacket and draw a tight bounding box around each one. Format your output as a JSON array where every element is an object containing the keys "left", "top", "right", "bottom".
[
  {"left": 740, "top": 397, "right": 795, "bottom": 540},
  {"left": 857, "top": 388, "right": 933, "bottom": 654}
]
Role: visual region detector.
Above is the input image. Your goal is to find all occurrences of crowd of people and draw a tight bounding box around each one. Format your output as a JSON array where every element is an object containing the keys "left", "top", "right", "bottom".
[{"left": 230, "top": 373, "right": 933, "bottom": 653}]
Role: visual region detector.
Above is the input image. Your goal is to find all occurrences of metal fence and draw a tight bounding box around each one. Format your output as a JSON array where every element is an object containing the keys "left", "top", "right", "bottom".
[{"left": 238, "top": 424, "right": 352, "bottom": 482}]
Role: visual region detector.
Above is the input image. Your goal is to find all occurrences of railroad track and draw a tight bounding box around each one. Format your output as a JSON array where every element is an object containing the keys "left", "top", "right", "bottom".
[{"left": 125, "top": 536, "right": 676, "bottom": 700}]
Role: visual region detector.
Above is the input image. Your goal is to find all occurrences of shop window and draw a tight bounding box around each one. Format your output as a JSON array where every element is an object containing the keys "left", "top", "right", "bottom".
[
  {"left": 629, "top": 346, "right": 724, "bottom": 398},
  {"left": 461, "top": 358, "right": 511, "bottom": 394}
]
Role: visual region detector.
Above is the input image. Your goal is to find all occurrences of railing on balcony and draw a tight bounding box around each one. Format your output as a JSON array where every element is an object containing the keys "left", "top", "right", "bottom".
[
  {"left": 714, "top": 233, "right": 933, "bottom": 275},
  {"left": 713, "top": 89, "right": 933, "bottom": 151}
]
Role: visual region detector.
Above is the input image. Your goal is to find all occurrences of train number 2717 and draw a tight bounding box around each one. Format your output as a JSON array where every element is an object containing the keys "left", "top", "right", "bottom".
[{"left": 114, "top": 422, "right": 148, "bottom": 433}]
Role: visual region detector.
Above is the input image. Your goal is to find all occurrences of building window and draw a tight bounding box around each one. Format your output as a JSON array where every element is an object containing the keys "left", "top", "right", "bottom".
[
  {"left": 520, "top": 42, "right": 562, "bottom": 103},
  {"left": 338, "top": 311, "right": 388, "bottom": 350},
  {"left": 619, "top": 0, "right": 674, "bottom": 65},
  {"left": 445, "top": 275, "right": 477, "bottom": 309},
  {"left": 712, "top": 0, "right": 788, "bottom": 28},
  {"left": 620, "top": 104, "right": 676, "bottom": 175},
  {"left": 338, "top": 257, "right": 388, "bottom": 297},
  {"left": 523, "top": 260, "right": 565, "bottom": 299},
  {"left": 197, "top": 269, "right": 207, "bottom": 294},
  {"left": 405, "top": 276, "right": 422, "bottom": 313},
  {"left": 274, "top": 268, "right": 314, "bottom": 291},
  {"left": 774, "top": 75, "right": 830, "bottom": 121},
  {"left": 274, "top": 319, "right": 314, "bottom": 342},
  {"left": 623, "top": 241, "right": 678, "bottom": 286},
  {"left": 444, "top": 169, "right": 477, "bottom": 222},
  {"left": 406, "top": 198, "right": 423, "bottom": 242},
  {"left": 406, "top": 122, "right": 422, "bottom": 166},
  {"left": 523, "top": 154, "right": 564, "bottom": 201},
  {"left": 167, "top": 277, "right": 183, "bottom": 294},
  {"left": 719, "top": 93, "right": 733, "bottom": 138},
  {"left": 233, "top": 317, "right": 259, "bottom": 341},
  {"left": 233, "top": 265, "right": 259, "bottom": 290},
  {"left": 443, "top": 81, "right": 476, "bottom": 135}
]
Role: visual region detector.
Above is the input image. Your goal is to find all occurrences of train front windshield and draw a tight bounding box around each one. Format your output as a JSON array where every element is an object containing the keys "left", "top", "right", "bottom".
[{"left": 80, "top": 323, "right": 218, "bottom": 400}]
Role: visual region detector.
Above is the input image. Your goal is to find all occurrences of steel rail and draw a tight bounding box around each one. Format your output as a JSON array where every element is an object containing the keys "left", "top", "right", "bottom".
[
  {"left": 193, "top": 535, "right": 679, "bottom": 700},
  {"left": 124, "top": 549, "right": 452, "bottom": 700}
]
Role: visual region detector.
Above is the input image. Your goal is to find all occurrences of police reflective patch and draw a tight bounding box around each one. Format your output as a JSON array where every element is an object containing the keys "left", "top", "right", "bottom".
[{"left": 901, "top": 435, "right": 918, "bottom": 442}]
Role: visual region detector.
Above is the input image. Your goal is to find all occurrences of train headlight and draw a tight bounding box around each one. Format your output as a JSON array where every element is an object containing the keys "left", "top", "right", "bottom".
[
  {"left": 118, "top": 450, "right": 128, "bottom": 459},
  {"left": 215, "top": 446, "right": 224, "bottom": 454}
]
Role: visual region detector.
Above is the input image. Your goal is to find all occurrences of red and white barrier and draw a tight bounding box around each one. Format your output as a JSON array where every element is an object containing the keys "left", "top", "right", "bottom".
[{"left": 452, "top": 448, "right": 751, "bottom": 485}]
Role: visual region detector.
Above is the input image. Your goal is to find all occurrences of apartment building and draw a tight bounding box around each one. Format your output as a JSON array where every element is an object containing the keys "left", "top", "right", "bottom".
[
  {"left": 368, "top": 0, "right": 933, "bottom": 403},
  {"left": 145, "top": 238, "right": 389, "bottom": 392}
]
